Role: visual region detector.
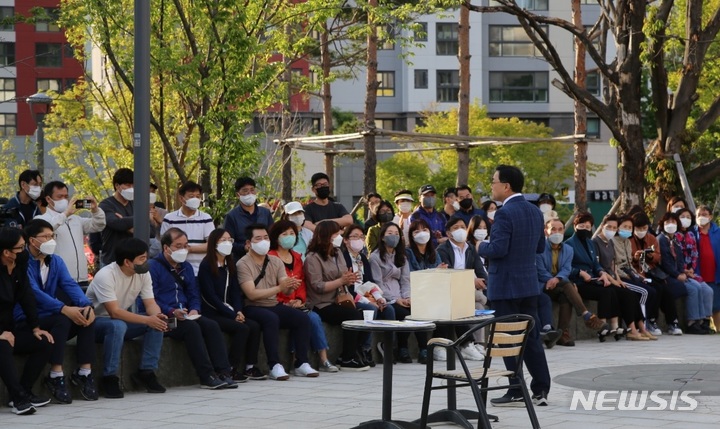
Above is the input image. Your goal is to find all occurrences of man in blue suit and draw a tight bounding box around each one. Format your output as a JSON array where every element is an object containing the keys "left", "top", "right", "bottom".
[{"left": 478, "top": 165, "right": 551, "bottom": 406}]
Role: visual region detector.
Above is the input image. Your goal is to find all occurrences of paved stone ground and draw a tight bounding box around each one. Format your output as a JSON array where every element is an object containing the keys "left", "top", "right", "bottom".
[{"left": 1, "top": 334, "right": 718, "bottom": 428}]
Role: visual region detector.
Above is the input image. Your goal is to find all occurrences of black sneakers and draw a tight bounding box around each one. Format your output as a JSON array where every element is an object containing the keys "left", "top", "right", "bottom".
[
  {"left": 490, "top": 393, "right": 526, "bottom": 407},
  {"left": 200, "top": 373, "right": 228, "bottom": 389},
  {"left": 361, "top": 349, "right": 376, "bottom": 367},
  {"left": 8, "top": 392, "right": 49, "bottom": 413},
  {"left": 532, "top": 391, "right": 549, "bottom": 406},
  {"left": 243, "top": 366, "right": 268, "bottom": 380},
  {"left": 102, "top": 375, "right": 124, "bottom": 399},
  {"left": 230, "top": 367, "right": 248, "bottom": 383},
  {"left": 339, "top": 358, "right": 370, "bottom": 372},
  {"left": 218, "top": 371, "right": 239, "bottom": 389},
  {"left": 11, "top": 399, "right": 35, "bottom": 415},
  {"left": 131, "top": 370, "right": 167, "bottom": 393},
  {"left": 398, "top": 348, "right": 412, "bottom": 364},
  {"left": 45, "top": 375, "right": 73, "bottom": 404},
  {"left": 70, "top": 370, "right": 99, "bottom": 401}
]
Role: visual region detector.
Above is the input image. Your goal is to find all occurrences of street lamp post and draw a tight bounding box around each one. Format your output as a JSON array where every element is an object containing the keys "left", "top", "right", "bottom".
[{"left": 27, "top": 92, "right": 53, "bottom": 178}]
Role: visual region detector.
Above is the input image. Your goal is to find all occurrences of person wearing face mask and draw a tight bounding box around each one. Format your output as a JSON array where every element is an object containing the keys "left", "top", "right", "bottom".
[
  {"left": 16, "top": 220, "right": 98, "bottom": 404},
  {"left": 467, "top": 214, "right": 491, "bottom": 256},
  {"left": 0, "top": 227, "right": 55, "bottom": 415},
  {"left": 304, "top": 221, "right": 369, "bottom": 371},
  {"left": 197, "top": 228, "right": 264, "bottom": 382},
  {"left": 161, "top": 181, "right": 215, "bottom": 276},
  {"left": 148, "top": 228, "right": 236, "bottom": 389},
  {"left": 440, "top": 187, "right": 459, "bottom": 222},
  {"left": 238, "top": 224, "right": 319, "bottom": 380},
  {"left": 282, "top": 201, "right": 313, "bottom": 259},
  {"left": 3, "top": 169, "right": 43, "bottom": 228},
  {"left": 435, "top": 217, "right": 488, "bottom": 360},
  {"left": 613, "top": 216, "right": 662, "bottom": 337},
  {"left": 99, "top": 168, "right": 158, "bottom": 266},
  {"left": 666, "top": 196, "right": 688, "bottom": 215},
  {"left": 409, "top": 184, "right": 447, "bottom": 246},
  {"left": 656, "top": 212, "right": 713, "bottom": 335},
  {"left": 302, "top": 172, "right": 353, "bottom": 230},
  {"left": 223, "top": 177, "right": 274, "bottom": 260},
  {"left": 591, "top": 215, "right": 655, "bottom": 341},
  {"left": 392, "top": 190, "right": 415, "bottom": 246},
  {"left": 695, "top": 205, "right": 720, "bottom": 331},
  {"left": 35, "top": 181, "right": 105, "bottom": 286},
  {"left": 363, "top": 192, "right": 383, "bottom": 231},
  {"left": 405, "top": 219, "right": 446, "bottom": 271},
  {"left": 86, "top": 238, "right": 167, "bottom": 399},
  {"left": 369, "top": 222, "right": 428, "bottom": 364},
  {"left": 480, "top": 200, "right": 498, "bottom": 224},
  {"left": 536, "top": 193, "right": 558, "bottom": 225},
  {"left": 366, "top": 200, "right": 396, "bottom": 253},
  {"left": 268, "top": 221, "right": 338, "bottom": 373},
  {"left": 453, "top": 185, "right": 486, "bottom": 226}
]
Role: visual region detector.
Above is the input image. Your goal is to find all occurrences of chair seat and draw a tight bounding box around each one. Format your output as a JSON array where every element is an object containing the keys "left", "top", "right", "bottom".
[{"left": 433, "top": 367, "right": 514, "bottom": 381}]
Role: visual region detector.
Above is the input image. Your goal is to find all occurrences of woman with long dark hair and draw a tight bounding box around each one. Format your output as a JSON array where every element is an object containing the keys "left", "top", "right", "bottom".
[{"left": 405, "top": 219, "right": 443, "bottom": 271}]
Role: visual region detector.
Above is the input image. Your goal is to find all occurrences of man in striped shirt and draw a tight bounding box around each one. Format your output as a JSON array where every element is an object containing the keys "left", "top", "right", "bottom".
[{"left": 160, "top": 181, "right": 214, "bottom": 276}]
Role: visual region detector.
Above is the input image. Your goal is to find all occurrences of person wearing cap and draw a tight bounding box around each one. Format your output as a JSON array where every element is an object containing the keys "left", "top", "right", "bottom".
[
  {"left": 537, "top": 193, "right": 558, "bottom": 224},
  {"left": 409, "top": 185, "right": 447, "bottom": 245},
  {"left": 363, "top": 192, "right": 383, "bottom": 232},
  {"left": 283, "top": 201, "right": 314, "bottom": 259},
  {"left": 392, "top": 190, "right": 415, "bottom": 246},
  {"left": 441, "top": 187, "right": 459, "bottom": 222},
  {"left": 302, "top": 173, "right": 353, "bottom": 230},
  {"left": 454, "top": 185, "right": 486, "bottom": 226},
  {"left": 223, "top": 177, "right": 274, "bottom": 260}
]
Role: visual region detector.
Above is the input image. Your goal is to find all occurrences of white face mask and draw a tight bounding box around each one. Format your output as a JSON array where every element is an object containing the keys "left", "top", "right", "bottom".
[
  {"left": 697, "top": 216, "right": 711, "bottom": 226},
  {"left": 663, "top": 223, "right": 677, "bottom": 234},
  {"left": 452, "top": 201, "right": 460, "bottom": 211},
  {"left": 289, "top": 214, "right": 305, "bottom": 227},
  {"left": 548, "top": 233, "right": 564, "bottom": 244},
  {"left": 170, "top": 248, "right": 189, "bottom": 263},
  {"left": 539, "top": 204, "right": 552, "bottom": 214},
  {"left": 239, "top": 194, "right": 257, "bottom": 206},
  {"left": 413, "top": 230, "right": 431, "bottom": 245},
  {"left": 635, "top": 230, "right": 648, "bottom": 239},
  {"left": 216, "top": 241, "right": 233, "bottom": 256},
  {"left": 120, "top": 188, "right": 134, "bottom": 201},
  {"left": 473, "top": 229, "right": 488, "bottom": 241},
  {"left": 451, "top": 229, "right": 468, "bottom": 243},
  {"left": 487, "top": 211, "right": 496, "bottom": 221},
  {"left": 332, "top": 234, "right": 343, "bottom": 248},
  {"left": 39, "top": 239, "right": 57, "bottom": 255},
  {"left": 251, "top": 239, "right": 270, "bottom": 256},
  {"left": 52, "top": 198, "right": 69, "bottom": 213},
  {"left": 680, "top": 218, "right": 692, "bottom": 229},
  {"left": 603, "top": 229, "right": 616, "bottom": 240},
  {"left": 398, "top": 201, "right": 412, "bottom": 214},
  {"left": 149, "top": 192, "right": 157, "bottom": 204},
  {"left": 27, "top": 185, "right": 42, "bottom": 200},
  {"left": 185, "top": 197, "right": 201, "bottom": 210},
  {"left": 349, "top": 239, "right": 365, "bottom": 253}
]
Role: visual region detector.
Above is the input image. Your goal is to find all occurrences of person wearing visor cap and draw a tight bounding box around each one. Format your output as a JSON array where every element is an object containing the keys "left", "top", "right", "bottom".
[
  {"left": 283, "top": 201, "right": 314, "bottom": 259},
  {"left": 409, "top": 184, "right": 446, "bottom": 245},
  {"left": 393, "top": 190, "right": 414, "bottom": 246}
]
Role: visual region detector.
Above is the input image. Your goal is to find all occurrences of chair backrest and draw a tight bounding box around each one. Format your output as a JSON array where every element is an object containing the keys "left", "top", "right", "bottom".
[{"left": 476, "top": 314, "right": 534, "bottom": 375}]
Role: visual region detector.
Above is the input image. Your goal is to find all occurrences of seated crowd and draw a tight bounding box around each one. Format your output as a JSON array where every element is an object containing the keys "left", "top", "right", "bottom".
[{"left": 1, "top": 168, "right": 719, "bottom": 416}]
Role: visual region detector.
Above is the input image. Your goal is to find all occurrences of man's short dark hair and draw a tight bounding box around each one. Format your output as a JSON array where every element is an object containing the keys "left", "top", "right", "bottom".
[
  {"left": 631, "top": 212, "right": 651, "bottom": 228},
  {"left": 245, "top": 223, "right": 268, "bottom": 241},
  {"left": 445, "top": 216, "right": 466, "bottom": 231},
  {"left": 603, "top": 214, "right": 620, "bottom": 225},
  {"left": 178, "top": 181, "right": 202, "bottom": 196},
  {"left": 112, "top": 168, "right": 134, "bottom": 187},
  {"left": 496, "top": 165, "right": 524, "bottom": 193},
  {"left": 115, "top": 238, "right": 149, "bottom": 266},
  {"left": 311, "top": 172, "right": 329, "bottom": 186},
  {"left": 234, "top": 176, "right": 256, "bottom": 192},
  {"left": 658, "top": 212, "right": 680, "bottom": 230},
  {"left": 160, "top": 227, "right": 187, "bottom": 248},
  {"left": 0, "top": 227, "right": 25, "bottom": 252},
  {"left": 574, "top": 210, "right": 595, "bottom": 227},
  {"left": 443, "top": 187, "right": 457, "bottom": 198},
  {"left": 18, "top": 169, "right": 42, "bottom": 188},
  {"left": 456, "top": 185, "right": 472, "bottom": 194},
  {"left": 40, "top": 181, "right": 67, "bottom": 207},
  {"left": 23, "top": 219, "right": 53, "bottom": 238},
  {"left": 366, "top": 192, "right": 382, "bottom": 200}
]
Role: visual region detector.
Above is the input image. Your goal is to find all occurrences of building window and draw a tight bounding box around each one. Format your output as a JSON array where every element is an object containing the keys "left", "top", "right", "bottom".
[
  {"left": 0, "top": 113, "right": 16, "bottom": 137},
  {"left": 414, "top": 22, "right": 427, "bottom": 42},
  {"left": 36, "top": 43, "right": 63, "bottom": 67},
  {"left": 377, "top": 71, "right": 395, "bottom": 97},
  {"left": 379, "top": 25, "right": 395, "bottom": 50},
  {"left": 490, "top": 0, "right": 547, "bottom": 9},
  {"left": 35, "top": 8, "right": 60, "bottom": 32},
  {"left": 489, "top": 26, "right": 544, "bottom": 57},
  {"left": 37, "top": 78, "right": 62, "bottom": 93},
  {"left": 586, "top": 71, "right": 600, "bottom": 97},
  {"left": 437, "top": 70, "right": 459, "bottom": 102},
  {"left": 0, "top": 42, "right": 14, "bottom": 66},
  {"left": 414, "top": 69, "right": 428, "bottom": 89},
  {"left": 489, "top": 71, "right": 549, "bottom": 103},
  {"left": 436, "top": 23, "right": 458, "bottom": 56},
  {"left": 0, "top": 7, "right": 14, "bottom": 31},
  {"left": 586, "top": 118, "right": 600, "bottom": 138},
  {"left": 374, "top": 119, "right": 395, "bottom": 130},
  {"left": 0, "top": 78, "right": 15, "bottom": 102}
]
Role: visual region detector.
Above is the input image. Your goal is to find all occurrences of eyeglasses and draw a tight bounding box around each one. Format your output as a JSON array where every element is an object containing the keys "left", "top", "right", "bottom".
[
  {"left": 12, "top": 245, "right": 25, "bottom": 251},
  {"left": 33, "top": 233, "right": 57, "bottom": 240},
  {"left": 314, "top": 182, "right": 330, "bottom": 188}
]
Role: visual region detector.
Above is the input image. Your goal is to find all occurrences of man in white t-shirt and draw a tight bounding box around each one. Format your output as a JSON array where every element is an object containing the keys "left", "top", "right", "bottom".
[
  {"left": 86, "top": 238, "right": 168, "bottom": 399},
  {"left": 160, "top": 181, "right": 214, "bottom": 276}
]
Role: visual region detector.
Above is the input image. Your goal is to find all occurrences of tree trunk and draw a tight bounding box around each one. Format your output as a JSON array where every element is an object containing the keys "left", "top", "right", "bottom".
[
  {"left": 281, "top": 55, "right": 293, "bottom": 203},
  {"left": 456, "top": 5, "right": 471, "bottom": 187},
  {"left": 321, "top": 25, "right": 335, "bottom": 187},
  {"left": 572, "top": 0, "right": 587, "bottom": 211},
  {"left": 363, "top": 0, "right": 379, "bottom": 195}
]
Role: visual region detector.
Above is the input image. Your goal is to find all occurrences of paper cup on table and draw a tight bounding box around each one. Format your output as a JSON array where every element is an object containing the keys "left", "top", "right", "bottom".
[{"left": 363, "top": 310, "right": 374, "bottom": 322}]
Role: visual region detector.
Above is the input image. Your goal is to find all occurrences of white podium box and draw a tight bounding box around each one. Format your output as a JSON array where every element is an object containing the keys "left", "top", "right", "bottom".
[{"left": 410, "top": 269, "right": 475, "bottom": 320}]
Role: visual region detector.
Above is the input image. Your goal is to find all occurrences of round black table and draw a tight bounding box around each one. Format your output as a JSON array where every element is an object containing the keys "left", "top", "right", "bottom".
[{"left": 342, "top": 319, "right": 436, "bottom": 429}]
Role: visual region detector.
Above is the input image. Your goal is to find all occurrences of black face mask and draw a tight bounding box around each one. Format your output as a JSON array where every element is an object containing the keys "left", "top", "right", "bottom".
[
  {"left": 134, "top": 262, "right": 150, "bottom": 274},
  {"left": 316, "top": 186, "right": 330, "bottom": 200},
  {"left": 378, "top": 212, "right": 394, "bottom": 223},
  {"left": 459, "top": 198, "right": 474, "bottom": 210},
  {"left": 14, "top": 250, "right": 29, "bottom": 267},
  {"left": 576, "top": 230, "right": 592, "bottom": 241}
]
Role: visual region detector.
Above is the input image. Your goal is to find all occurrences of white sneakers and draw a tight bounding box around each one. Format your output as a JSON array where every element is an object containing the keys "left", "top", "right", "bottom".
[
  {"left": 433, "top": 348, "right": 447, "bottom": 361},
  {"left": 292, "top": 363, "right": 319, "bottom": 378},
  {"left": 460, "top": 343, "right": 485, "bottom": 361},
  {"left": 269, "top": 364, "right": 290, "bottom": 381}
]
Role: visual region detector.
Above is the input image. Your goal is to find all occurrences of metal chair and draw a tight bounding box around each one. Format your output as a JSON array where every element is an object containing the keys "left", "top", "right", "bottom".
[{"left": 419, "top": 314, "right": 540, "bottom": 429}]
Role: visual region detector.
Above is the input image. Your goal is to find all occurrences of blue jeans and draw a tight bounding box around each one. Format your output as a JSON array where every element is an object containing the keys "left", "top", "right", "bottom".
[
  {"left": 684, "top": 278, "right": 713, "bottom": 320},
  {"left": 355, "top": 302, "right": 396, "bottom": 350},
  {"left": 537, "top": 292, "right": 553, "bottom": 329},
  {"left": 94, "top": 317, "right": 164, "bottom": 376}
]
